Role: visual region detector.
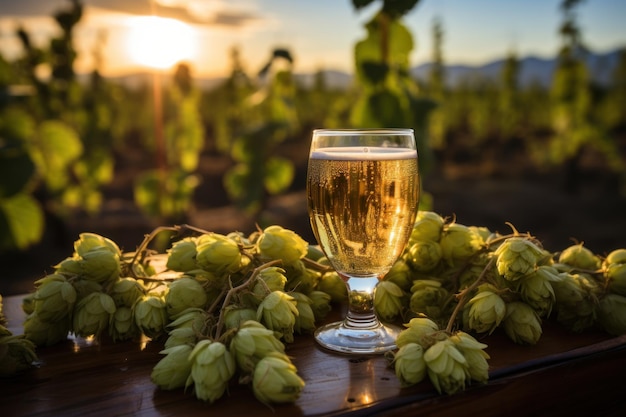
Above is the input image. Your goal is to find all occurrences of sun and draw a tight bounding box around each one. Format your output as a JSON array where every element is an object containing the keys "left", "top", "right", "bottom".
[{"left": 126, "top": 16, "right": 197, "bottom": 70}]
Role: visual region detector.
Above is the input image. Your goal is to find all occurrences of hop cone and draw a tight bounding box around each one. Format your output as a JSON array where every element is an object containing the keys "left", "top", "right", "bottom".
[
  {"left": 230, "top": 320, "right": 286, "bottom": 374},
  {"left": 187, "top": 340, "right": 236, "bottom": 403},
  {"left": 256, "top": 291, "right": 298, "bottom": 343},
  {"left": 396, "top": 317, "right": 439, "bottom": 348},
  {"left": 439, "top": 223, "right": 483, "bottom": 267},
  {"left": 374, "top": 280, "right": 406, "bottom": 322},
  {"left": 424, "top": 337, "right": 469, "bottom": 395},
  {"left": 596, "top": 294, "right": 626, "bottom": 336},
  {"left": 72, "top": 292, "right": 116, "bottom": 337},
  {"left": 393, "top": 342, "right": 427, "bottom": 386},
  {"left": 252, "top": 353, "right": 305, "bottom": 404},
  {"left": 558, "top": 243, "right": 601, "bottom": 270},
  {"left": 551, "top": 272, "right": 599, "bottom": 332},
  {"left": 449, "top": 331, "right": 490, "bottom": 384},
  {"left": 134, "top": 294, "right": 168, "bottom": 339},
  {"left": 195, "top": 233, "right": 242, "bottom": 274},
  {"left": 0, "top": 333, "right": 38, "bottom": 377},
  {"left": 502, "top": 301, "right": 542, "bottom": 345},
  {"left": 405, "top": 240, "right": 443, "bottom": 273},
  {"left": 151, "top": 344, "right": 193, "bottom": 390},
  {"left": 409, "top": 211, "right": 445, "bottom": 244},
  {"left": 495, "top": 237, "right": 546, "bottom": 281},
  {"left": 165, "top": 277, "right": 208, "bottom": 318},
  {"left": 464, "top": 286, "right": 506, "bottom": 335},
  {"left": 409, "top": 280, "right": 451, "bottom": 321},
  {"left": 166, "top": 237, "right": 198, "bottom": 272},
  {"left": 32, "top": 274, "right": 77, "bottom": 322},
  {"left": 257, "top": 225, "right": 308, "bottom": 265}
]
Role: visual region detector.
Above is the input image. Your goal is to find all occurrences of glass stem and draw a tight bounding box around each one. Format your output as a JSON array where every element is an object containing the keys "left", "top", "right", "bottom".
[{"left": 342, "top": 275, "right": 382, "bottom": 330}]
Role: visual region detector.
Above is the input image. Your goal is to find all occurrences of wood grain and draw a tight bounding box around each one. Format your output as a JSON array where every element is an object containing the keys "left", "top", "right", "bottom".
[{"left": 2, "top": 294, "right": 625, "bottom": 417}]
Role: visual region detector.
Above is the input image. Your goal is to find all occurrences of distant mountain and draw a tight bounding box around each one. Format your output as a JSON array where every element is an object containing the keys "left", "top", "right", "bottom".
[
  {"left": 102, "top": 47, "right": 623, "bottom": 91},
  {"left": 410, "top": 48, "right": 623, "bottom": 87}
]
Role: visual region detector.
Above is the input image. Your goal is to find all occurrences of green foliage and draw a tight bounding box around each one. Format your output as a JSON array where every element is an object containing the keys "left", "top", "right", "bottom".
[
  {"left": 135, "top": 169, "right": 200, "bottom": 220},
  {"left": 215, "top": 48, "right": 299, "bottom": 214},
  {"left": 0, "top": 108, "right": 43, "bottom": 250},
  {"left": 350, "top": 0, "right": 435, "bottom": 175}
]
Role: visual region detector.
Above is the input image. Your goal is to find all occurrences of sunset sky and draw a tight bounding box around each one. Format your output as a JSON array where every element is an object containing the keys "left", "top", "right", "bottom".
[{"left": 0, "top": 0, "right": 625, "bottom": 78}]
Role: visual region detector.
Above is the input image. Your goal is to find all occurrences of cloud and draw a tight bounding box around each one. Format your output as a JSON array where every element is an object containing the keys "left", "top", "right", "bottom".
[{"left": 0, "top": 0, "right": 267, "bottom": 28}]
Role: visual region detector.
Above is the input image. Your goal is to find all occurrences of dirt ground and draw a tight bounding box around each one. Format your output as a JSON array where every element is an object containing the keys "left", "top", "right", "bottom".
[{"left": 2, "top": 145, "right": 625, "bottom": 297}]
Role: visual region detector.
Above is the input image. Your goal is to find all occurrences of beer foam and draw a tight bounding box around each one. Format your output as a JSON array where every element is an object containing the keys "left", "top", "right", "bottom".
[{"left": 310, "top": 147, "right": 417, "bottom": 160}]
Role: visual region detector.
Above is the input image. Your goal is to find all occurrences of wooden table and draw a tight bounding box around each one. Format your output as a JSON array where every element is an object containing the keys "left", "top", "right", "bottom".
[{"left": 2, "top": 293, "right": 626, "bottom": 417}]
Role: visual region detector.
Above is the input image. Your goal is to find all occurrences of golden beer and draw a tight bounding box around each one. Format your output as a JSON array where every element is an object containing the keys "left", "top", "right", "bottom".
[{"left": 307, "top": 146, "right": 419, "bottom": 277}]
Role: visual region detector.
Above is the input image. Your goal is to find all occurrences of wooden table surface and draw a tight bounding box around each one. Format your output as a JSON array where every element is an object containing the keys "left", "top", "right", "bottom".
[{"left": 2, "top": 293, "right": 626, "bottom": 417}]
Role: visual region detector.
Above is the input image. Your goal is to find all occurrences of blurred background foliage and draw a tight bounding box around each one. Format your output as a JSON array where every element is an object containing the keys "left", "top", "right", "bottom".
[{"left": 0, "top": 0, "right": 625, "bottom": 259}]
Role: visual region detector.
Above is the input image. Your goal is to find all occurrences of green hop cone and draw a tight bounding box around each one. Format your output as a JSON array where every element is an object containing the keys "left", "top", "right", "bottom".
[
  {"left": 449, "top": 331, "right": 490, "bottom": 384},
  {"left": 517, "top": 266, "right": 559, "bottom": 317},
  {"left": 252, "top": 267, "right": 288, "bottom": 298},
  {"left": 396, "top": 317, "right": 439, "bottom": 349},
  {"left": 464, "top": 285, "right": 506, "bottom": 335},
  {"left": 23, "top": 312, "right": 70, "bottom": 346},
  {"left": 223, "top": 307, "right": 257, "bottom": 331},
  {"left": 439, "top": 223, "right": 483, "bottom": 267},
  {"left": 165, "top": 277, "right": 208, "bottom": 318},
  {"left": 164, "top": 327, "right": 196, "bottom": 349},
  {"left": 392, "top": 342, "right": 427, "bottom": 387},
  {"left": 291, "top": 292, "right": 316, "bottom": 334},
  {"left": 605, "top": 249, "right": 626, "bottom": 266},
  {"left": 558, "top": 243, "right": 601, "bottom": 270},
  {"left": 252, "top": 353, "right": 305, "bottom": 404},
  {"left": 384, "top": 259, "right": 413, "bottom": 291},
  {"left": 151, "top": 344, "right": 193, "bottom": 390},
  {"left": 21, "top": 293, "right": 35, "bottom": 316},
  {"left": 72, "top": 292, "right": 116, "bottom": 338},
  {"left": 307, "top": 290, "right": 332, "bottom": 321},
  {"left": 374, "top": 280, "right": 405, "bottom": 322},
  {"left": 54, "top": 257, "right": 82, "bottom": 276},
  {"left": 551, "top": 272, "right": 599, "bottom": 332},
  {"left": 405, "top": 240, "right": 443, "bottom": 273},
  {"left": 134, "top": 294, "right": 168, "bottom": 339},
  {"left": 166, "top": 237, "right": 198, "bottom": 272},
  {"left": 74, "top": 232, "right": 121, "bottom": 258},
  {"left": 424, "top": 337, "right": 469, "bottom": 395},
  {"left": 187, "top": 340, "right": 236, "bottom": 403},
  {"left": 109, "top": 306, "right": 139, "bottom": 342},
  {"left": 606, "top": 262, "right": 626, "bottom": 296},
  {"left": 317, "top": 271, "right": 347, "bottom": 303},
  {"left": 0, "top": 334, "right": 38, "bottom": 377},
  {"left": 495, "top": 237, "right": 546, "bottom": 281},
  {"left": 79, "top": 247, "right": 121, "bottom": 283},
  {"left": 32, "top": 274, "right": 77, "bottom": 323},
  {"left": 596, "top": 294, "right": 626, "bottom": 336},
  {"left": 502, "top": 301, "right": 542, "bottom": 345},
  {"left": 283, "top": 261, "right": 319, "bottom": 294},
  {"left": 257, "top": 291, "right": 299, "bottom": 343},
  {"left": 195, "top": 233, "right": 242, "bottom": 274},
  {"left": 257, "top": 225, "right": 308, "bottom": 265},
  {"left": 111, "top": 277, "right": 144, "bottom": 308},
  {"left": 409, "top": 211, "right": 445, "bottom": 244},
  {"left": 409, "top": 279, "right": 451, "bottom": 321},
  {"left": 230, "top": 320, "right": 286, "bottom": 374},
  {"left": 164, "top": 308, "right": 208, "bottom": 348}
]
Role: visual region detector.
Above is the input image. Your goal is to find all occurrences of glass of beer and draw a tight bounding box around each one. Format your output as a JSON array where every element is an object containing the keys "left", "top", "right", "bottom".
[{"left": 306, "top": 129, "right": 420, "bottom": 354}]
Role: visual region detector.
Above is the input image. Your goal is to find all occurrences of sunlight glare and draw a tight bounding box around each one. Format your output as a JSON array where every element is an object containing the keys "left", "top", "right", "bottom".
[{"left": 126, "top": 16, "right": 196, "bottom": 70}]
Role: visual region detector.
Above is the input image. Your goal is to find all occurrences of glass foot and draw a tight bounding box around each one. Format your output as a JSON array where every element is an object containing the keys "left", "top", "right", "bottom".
[{"left": 314, "top": 320, "right": 401, "bottom": 354}]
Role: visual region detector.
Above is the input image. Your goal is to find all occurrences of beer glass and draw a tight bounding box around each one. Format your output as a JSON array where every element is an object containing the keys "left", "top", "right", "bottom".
[{"left": 306, "top": 129, "right": 420, "bottom": 354}]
